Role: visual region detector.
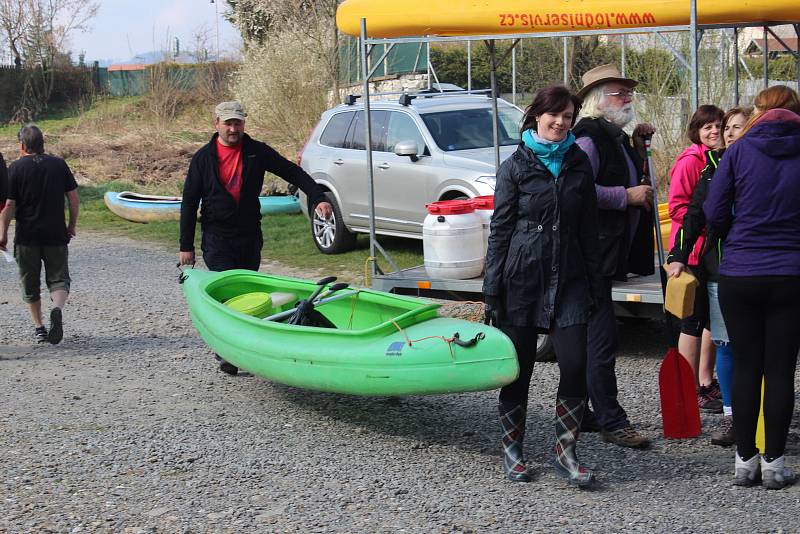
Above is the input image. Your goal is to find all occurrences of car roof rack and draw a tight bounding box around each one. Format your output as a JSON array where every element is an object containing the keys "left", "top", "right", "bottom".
[{"left": 343, "top": 88, "right": 495, "bottom": 106}]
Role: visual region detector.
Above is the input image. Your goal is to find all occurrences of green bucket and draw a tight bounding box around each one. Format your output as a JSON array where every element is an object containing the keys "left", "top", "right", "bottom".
[{"left": 224, "top": 292, "right": 273, "bottom": 318}]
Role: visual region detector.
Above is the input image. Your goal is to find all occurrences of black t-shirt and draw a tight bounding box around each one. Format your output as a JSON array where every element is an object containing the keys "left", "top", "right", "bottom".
[
  {"left": 0, "top": 153, "right": 8, "bottom": 207},
  {"left": 8, "top": 154, "right": 78, "bottom": 246}
]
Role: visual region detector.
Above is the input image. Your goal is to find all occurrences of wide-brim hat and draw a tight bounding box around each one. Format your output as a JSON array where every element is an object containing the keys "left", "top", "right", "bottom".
[{"left": 577, "top": 64, "right": 638, "bottom": 99}]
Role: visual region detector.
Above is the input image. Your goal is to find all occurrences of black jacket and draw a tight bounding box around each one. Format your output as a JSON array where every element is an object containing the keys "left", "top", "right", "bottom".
[
  {"left": 666, "top": 148, "right": 723, "bottom": 281},
  {"left": 180, "top": 133, "right": 325, "bottom": 251},
  {"left": 572, "top": 117, "right": 654, "bottom": 280},
  {"left": 483, "top": 142, "right": 602, "bottom": 330}
]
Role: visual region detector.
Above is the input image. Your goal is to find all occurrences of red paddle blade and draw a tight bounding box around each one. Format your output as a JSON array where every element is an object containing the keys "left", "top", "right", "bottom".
[{"left": 659, "top": 347, "right": 701, "bottom": 439}]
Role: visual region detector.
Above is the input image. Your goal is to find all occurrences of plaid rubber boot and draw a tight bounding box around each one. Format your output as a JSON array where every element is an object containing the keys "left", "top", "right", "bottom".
[
  {"left": 498, "top": 402, "right": 531, "bottom": 482},
  {"left": 554, "top": 397, "right": 595, "bottom": 487}
]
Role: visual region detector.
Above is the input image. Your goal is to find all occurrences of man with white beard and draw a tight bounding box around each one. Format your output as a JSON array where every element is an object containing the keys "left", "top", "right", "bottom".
[{"left": 572, "top": 64, "right": 655, "bottom": 449}]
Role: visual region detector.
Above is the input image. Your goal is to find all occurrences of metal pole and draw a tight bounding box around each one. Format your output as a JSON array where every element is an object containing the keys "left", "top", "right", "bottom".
[
  {"left": 763, "top": 26, "right": 769, "bottom": 89},
  {"left": 427, "top": 42, "right": 431, "bottom": 90},
  {"left": 210, "top": 0, "right": 220, "bottom": 60},
  {"left": 621, "top": 35, "right": 626, "bottom": 77},
  {"left": 733, "top": 28, "right": 740, "bottom": 105},
  {"left": 512, "top": 45, "right": 517, "bottom": 106},
  {"left": 487, "top": 40, "right": 501, "bottom": 173},
  {"left": 690, "top": 0, "right": 699, "bottom": 111},
  {"left": 360, "top": 19, "right": 377, "bottom": 277},
  {"left": 563, "top": 37, "right": 568, "bottom": 85},
  {"left": 467, "top": 41, "right": 472, "bottom": 92},
  {"left": 796, "top": 24, "right": 800, "bottom": 92}
]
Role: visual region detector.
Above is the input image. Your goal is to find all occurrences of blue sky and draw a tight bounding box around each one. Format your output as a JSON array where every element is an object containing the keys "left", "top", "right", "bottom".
[{"left": 69, "top": 0, "right": 240, "bottom": 64}]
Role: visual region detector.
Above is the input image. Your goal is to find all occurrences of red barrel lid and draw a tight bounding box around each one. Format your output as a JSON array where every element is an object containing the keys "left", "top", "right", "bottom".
[
  {"left": 471, "top": 195, "right": 494, "bottom": 210},
  {"left": 426, "top": 199, "right": 474, "bottom": 215}
]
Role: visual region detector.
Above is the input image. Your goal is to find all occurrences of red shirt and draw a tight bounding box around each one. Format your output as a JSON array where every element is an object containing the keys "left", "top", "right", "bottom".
[{"left": 216, "top": 139, "right": 243, "bottom": 203}]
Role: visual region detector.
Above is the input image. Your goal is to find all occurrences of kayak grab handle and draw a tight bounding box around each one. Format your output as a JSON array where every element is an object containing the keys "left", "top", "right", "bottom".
[{"left": 451, "top": 332, "right": 486, "bottom": 348}]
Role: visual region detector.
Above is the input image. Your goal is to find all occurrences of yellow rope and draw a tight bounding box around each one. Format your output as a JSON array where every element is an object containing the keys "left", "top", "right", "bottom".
[{"left": 363, "top": 256, "right": 377, "bottom": 287}]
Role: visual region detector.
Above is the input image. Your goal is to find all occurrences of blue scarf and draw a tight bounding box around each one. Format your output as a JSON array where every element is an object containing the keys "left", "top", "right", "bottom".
[{"left": 522, "top": 128, "right": 575, "bottom": 179}]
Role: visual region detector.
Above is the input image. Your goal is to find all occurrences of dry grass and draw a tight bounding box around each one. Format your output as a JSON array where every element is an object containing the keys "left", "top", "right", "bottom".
[{"left": 0, "top": 96, "right": 301, "bottom": 196}]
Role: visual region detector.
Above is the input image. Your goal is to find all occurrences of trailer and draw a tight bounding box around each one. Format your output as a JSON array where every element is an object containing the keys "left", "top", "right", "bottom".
[{"left": 334, "top": 1, "right": 800, "bottom": 358}]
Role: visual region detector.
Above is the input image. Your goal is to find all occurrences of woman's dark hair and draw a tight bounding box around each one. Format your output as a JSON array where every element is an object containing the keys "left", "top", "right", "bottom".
[
  {"left": 687, "top": 104, "right": 724, "bottom": 145},
  {"left": 18, "top": 124, "right": 44, "bottom": 154},
  {"left": 521, "top": 85, "right": 583, "bottom": 132}
]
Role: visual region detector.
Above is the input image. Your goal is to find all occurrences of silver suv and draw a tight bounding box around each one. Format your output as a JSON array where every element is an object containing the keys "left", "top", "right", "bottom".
[{"left": 297, "top": 93, "right": 523, "bottom": 253}]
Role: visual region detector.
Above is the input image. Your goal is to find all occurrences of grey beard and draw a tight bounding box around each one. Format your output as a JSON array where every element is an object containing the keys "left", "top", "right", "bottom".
[{"left": 603, "top": 107, "right": 635, "bottom": 128}]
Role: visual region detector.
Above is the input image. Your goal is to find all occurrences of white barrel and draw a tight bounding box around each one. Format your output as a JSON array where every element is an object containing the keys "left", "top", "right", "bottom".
[
  {"left": 423, "top": 201, "right": 485, "bottom": 280},
  {"left": 471, "top": 196, "right": 494, "bottom": 261}
]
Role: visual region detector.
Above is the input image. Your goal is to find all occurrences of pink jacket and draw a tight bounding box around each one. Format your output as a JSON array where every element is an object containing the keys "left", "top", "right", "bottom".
[{"left": 668, "top": 143, "right": 707, "bottom": 266}]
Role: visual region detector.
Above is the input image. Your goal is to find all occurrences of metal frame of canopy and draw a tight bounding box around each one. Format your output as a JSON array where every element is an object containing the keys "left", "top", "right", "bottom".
[{"left": 351, "top": 1, "right": 800, "bottom": 279}]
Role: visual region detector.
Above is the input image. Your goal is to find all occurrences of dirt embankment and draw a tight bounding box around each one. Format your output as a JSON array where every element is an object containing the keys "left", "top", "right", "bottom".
[{"left": 0, "top": 101, "right": 300, "bottom": 195}]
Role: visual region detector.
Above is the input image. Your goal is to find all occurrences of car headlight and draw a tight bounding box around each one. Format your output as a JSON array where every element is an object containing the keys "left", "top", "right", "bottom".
[{"left": 475, "top": 175, "right": 496, "bottom": 190}]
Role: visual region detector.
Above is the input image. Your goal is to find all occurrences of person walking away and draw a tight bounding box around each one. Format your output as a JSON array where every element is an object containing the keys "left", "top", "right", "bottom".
[
  {"left": 178, "top": 100, "right": 332, "bottom": 271},
  {"left": 0, "top": 124, "right": 79, "bottom": 344},
  {"left": 0, "top": 151, "right": 8, "bottom": 212},
  {"left": 484, "top": 85, "right": 602, "bottom": 486},
  {"left": 178, "top": 101, "right": 332, "bottom": 376},
  {"left": 668, "top": 105, "right": 725, "bottom": 414},
  {"left": 665, "top": 106, "right": 753, "bottom": 446},
  {"left": 704, "top": 85, "right": 800, "bottom": 489},
  {"left": 572, "top": 64, "right": 654, "bottom": 449}
]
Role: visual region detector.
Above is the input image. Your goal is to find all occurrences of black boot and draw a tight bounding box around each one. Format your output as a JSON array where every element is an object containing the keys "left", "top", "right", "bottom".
[
  {"left": 554, "top": 397, "right": 595, "bottom": 487},
  {"left": 498, "top": 402, "right": 532, "bottom": 482}
]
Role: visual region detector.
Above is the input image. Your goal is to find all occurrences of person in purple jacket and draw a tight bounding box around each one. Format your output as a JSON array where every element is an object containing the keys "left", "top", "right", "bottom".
[{"left": 704, "top": 85, "right": 800, "bottom": 490}]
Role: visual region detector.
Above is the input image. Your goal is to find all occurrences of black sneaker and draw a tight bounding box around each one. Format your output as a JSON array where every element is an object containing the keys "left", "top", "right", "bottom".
[
  {"left": 698, "top": 385, "right": 723, "bottom": 413},
  {"left": 48, "top": 307, "right": 63, "bottom": 345},
  {"left": 707, "top": 378, "right": 722, "bottom": 401},
  {"left": 34, "top": 326, "right": 48, "bottom": 343},
  {"left": 215, "top": 354, "right": 239, "bottom": 376}
]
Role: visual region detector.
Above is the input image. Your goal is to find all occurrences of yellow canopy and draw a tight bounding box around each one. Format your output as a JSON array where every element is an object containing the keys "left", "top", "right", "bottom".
[{"left": 337, "top": 0, "right": 800, "bottom": 38}]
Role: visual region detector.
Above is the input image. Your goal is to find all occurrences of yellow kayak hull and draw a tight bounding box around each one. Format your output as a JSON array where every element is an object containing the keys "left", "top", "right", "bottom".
[{"left": 337, "top": 0, "right": 800, "bottom": 37}]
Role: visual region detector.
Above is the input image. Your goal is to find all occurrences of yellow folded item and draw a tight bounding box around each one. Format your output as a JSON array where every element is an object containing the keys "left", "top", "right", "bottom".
[{"left": 664, "top": 267, "right": 698, "bottom": 319}]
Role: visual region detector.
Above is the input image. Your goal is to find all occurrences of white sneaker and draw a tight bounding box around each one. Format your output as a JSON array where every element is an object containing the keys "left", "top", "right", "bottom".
[
  {"left": 761, "top": 455, "right": 797, "bottom": 490},
  {"left": 734, "top": 452, "right": 761, "bottom": 487}
]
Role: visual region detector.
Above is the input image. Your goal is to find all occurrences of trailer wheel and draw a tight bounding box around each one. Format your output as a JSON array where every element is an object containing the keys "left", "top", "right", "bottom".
[{"left": 535, "top": 334, "right": 556, "bottom": 362}]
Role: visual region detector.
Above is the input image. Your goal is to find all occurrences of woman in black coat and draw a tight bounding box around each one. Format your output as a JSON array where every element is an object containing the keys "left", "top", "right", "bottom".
[{"left": 483, "top": 84, "right": 602, "bottom": 486}]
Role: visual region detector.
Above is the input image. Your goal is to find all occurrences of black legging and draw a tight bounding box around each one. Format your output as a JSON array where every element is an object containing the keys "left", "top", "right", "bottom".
[
  {"left": 718, "top": 275, "right": 800, "bottom": 460},
  {"left": 499, "top": 323, "right": 588, "bottom": 406}
]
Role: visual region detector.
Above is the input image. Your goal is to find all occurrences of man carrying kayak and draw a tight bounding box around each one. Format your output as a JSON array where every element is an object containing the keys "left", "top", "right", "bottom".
[{"left": 178, "top": 100, "right": 331, "bottom": 271}]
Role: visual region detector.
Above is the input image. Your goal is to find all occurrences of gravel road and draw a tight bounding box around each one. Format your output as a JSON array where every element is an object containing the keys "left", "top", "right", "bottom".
[{"left": 1, "top": 232, "right": 798, "bottom": 533}]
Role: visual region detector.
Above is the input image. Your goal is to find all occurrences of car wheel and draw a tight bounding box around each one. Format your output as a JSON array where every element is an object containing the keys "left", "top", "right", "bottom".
[
  {"left": 535, "top": 334, "right": 556, "bottom": 362},
  {"left": 311, "top": 192, "right": 357, "bottom": 254}
]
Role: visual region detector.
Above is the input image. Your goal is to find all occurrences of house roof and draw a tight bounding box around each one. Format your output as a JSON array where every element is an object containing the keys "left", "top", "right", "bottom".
[
  {"left": 107, "top": 63, "right": 147, "bottom": 72},
  {"left": 746, "top": 37, "right": 799, "bottom": 54}
]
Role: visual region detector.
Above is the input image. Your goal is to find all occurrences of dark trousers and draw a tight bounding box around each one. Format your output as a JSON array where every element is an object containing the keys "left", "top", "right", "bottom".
[
  {"left": 201, "top": 230, "right": 262, "bottom": 271},
  {"left": 586, "top": 277, "right": 630, "bottom": 431},
  {"left": 718, "top": 275, "right": 800, "bottom": 459},
  {"left": 499, "top": 323, "right": 588, "bottom": 406}
]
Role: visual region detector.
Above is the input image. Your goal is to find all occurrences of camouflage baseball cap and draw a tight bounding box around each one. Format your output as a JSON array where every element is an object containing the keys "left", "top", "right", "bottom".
[{"left": 215, "top": 100, "right": 247, "bottom": 121}]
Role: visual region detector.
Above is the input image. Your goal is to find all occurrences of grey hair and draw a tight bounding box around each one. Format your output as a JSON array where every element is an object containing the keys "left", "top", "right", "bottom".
[
  {"left": 18, "top": 123, "right": 44, "bottom": 154},
  {"left": 577, "top": 84, "right": 608, "bottom": 119}
]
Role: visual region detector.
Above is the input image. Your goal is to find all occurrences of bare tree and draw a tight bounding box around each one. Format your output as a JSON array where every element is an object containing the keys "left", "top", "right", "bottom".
[{"left": 0, "top": 0, "right": 99, "bottom": 118}]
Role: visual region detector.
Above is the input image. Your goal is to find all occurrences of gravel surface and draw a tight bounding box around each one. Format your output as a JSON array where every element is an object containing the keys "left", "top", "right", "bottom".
[{"left": 1, "top": 232, "right": 799, "bottom": 533}]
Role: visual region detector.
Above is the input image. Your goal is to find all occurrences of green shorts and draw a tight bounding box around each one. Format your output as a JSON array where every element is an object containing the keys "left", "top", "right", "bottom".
[{"left": 14, "top": 244, "right": 71, "bottom": 303}]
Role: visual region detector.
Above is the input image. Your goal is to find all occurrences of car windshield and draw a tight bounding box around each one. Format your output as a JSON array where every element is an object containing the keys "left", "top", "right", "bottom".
[{"left": 420, "top": 105, "right": 523, "bottom": 151}]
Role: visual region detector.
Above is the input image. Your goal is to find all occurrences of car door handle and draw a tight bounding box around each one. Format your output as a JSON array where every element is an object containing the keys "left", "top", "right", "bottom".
[
  {"left": 377, "top": 163, "right": 390, "bottom": 170},
  {"left": 333, "top": 158, "right": 344, "bottom": 165}
]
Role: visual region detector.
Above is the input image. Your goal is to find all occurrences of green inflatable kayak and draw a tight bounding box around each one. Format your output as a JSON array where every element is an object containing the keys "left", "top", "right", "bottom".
[{"left": 180, "top": 269, "right": 518, "bottom": 396}]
